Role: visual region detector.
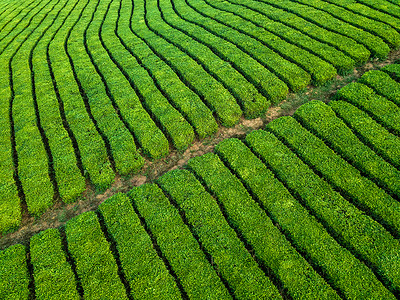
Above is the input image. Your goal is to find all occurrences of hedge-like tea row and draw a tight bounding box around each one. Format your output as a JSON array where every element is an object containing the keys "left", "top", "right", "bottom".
[
  {"left": 67, "top": 0, "right": 143, "bottom": 175},
  {"left": 11, "top": 0, "right": 61, "bottom": 216},
  {"left": 30, "top": 228, "right": 80, "bottom": 300},
  {"left": 86, "top": 0, "right": 171, "bottom": 158},
  {"left": 187, "top": 153, "right": 339, "bottom": 299},
  {"left": 65, "top": 211, "right": 128, "bottom": 299},
  {"left": 48, "top": 0, "right": 115, "bottom": 190},
  {"left": 356, "top": 0, "right": 400, "bottom": 19},
  {"left": 128, "top": 184, "right": 231, "bottom": 299},
  {"left": 225, "top": 0, "right": 370, "bottom": 64},
  {"left": 246, "top": 129, "right": 400, "bottom": 294},
  {"left": 157, "top": 169, "right": 281, "bottom": 299},
  {"left": 191, "top": 0, "right": 339, "bottom": 86},
  {"left": 359, "top": 70, "right": 400, "bottom": 107},
  {"left": 98, "top": 193, "right": 181, "bottom": 299},
  {"left": 0, "top": 244, "right": 30, "bottom": 300},
  {"left": 204, "top": 0, "right": 355, "bottom": 75},
  {"left": 97, "top": 0, "right": 195, "bottom": 153},
  {"left": 330, "top": 100, "right": 400, "bottom": 170},
  {"left": 294, "top": 101, "right": 400, "bottom": 198},
  {"left": 130, "top": 0, "right": 242, "bottom": 127},
  {"left": 32, "top": 0, "right": 86, "bottom": 204},
  {"left": 294, "top": 0, "right": 400, "bottom": 48},
  {"left": 257, "top": 0, "right": 390, "bottom": 59},
  {"left": 148, "top": 0, "right": 275, "bottom": 116},
  {"left": 215, "top": 137, "right": 393, "bottom": 299},
  {"left": 160, "top": 0, "right": 285, "bottom": 111},
  {"left": 383, "top": 64, "right": 400, "bottom": 82},
  {"left": 322, "top": 0, "right": 400, "bottom": 32},
  {"left": 116, "top": 0, "right": 219, "bottom": 140},
  {"left": 267, "top": 116, "right": 400, "bottom": 236},
  {"left": 337, "top": 82, "right": 400, "bottom": 136},
  {"left": 173, "top": 0, "right": 335, "bottom": 88}
]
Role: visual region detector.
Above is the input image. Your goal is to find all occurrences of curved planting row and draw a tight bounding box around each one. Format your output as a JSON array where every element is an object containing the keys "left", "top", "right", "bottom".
[
  {"left": 2, "top": 71, "right": 400, "bottom": 299},
  {"left": 0, "top": 0, "right": 399, "bottom": 234}
]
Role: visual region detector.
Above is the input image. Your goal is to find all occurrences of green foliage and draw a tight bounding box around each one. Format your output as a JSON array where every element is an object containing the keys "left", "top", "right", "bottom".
[
  {"left": 246, "top": 129, "right": 400, "bottom": 294},
  {"left": 186, "top": 152, "right": 339, "bottom": 299},
  {"left": 116, "top": 0, "right": 218, "bottom": 140},
  {"left": 30, "top": 228, "right": 80, "bottom": 300},
  {"left": 294, "top": 0, "right": 400, "bottom": 49},
  {"left": 48, "top": 0, "right": 115, "bottom": 190},
  {"left": 359, "top": 70, "right": 400, "bottom": 106},
  {"left": 330, "top": 100, "right": 400, "bottom": 169},
  {"left": 294, "top": 100, "right": 400, "bottom": 198},
  {"left": 65, "top": 211, "right": 128, "bottom": 299},
  {"left": 0, "top": 244, "right": 30, "bottom": 300},
  {"left": 336, "top": 82, "right": 400, "bottom": 135},
  {"left": 98, "top": 193, "right": 181, "bottom": 299},
  {"left": 216, "top": 137, "right": 394, "bottom": 299},
  {"left": 383, "top": 64, "right": 400, "bottom": 82},
  {"left": 128, "top": 184, "right": 230, "bottom": 299},
  {"left": 256, "top": 0, "right": 389, "bottom": 59},
  {"left": 267, "top": 115, "right": 400, "bottom": 236},
  {"left": 157, "top": 169, "right": 281, "bottom": 299}
]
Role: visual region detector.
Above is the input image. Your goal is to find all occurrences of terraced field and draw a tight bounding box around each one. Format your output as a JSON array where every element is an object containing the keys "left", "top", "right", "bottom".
[
  {"left": 2, "top": 68, "right": 400, "bottom": 299},
  {"left": 0, "top": 0, "right": 399, "bottom": 235}
]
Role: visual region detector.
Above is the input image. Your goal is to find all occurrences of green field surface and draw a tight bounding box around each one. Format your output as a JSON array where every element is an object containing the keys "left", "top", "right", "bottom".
[
  {"left": 0, "top": 0, "right": 399, "bottom": 234},
  {"left": 2, "top": 69, "right": 400, "bottom": 298}
]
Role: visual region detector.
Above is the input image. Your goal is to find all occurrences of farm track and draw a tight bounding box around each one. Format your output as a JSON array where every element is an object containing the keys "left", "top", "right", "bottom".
[{"left": 0, "top": 1, "right": 400, "bottom": 297}]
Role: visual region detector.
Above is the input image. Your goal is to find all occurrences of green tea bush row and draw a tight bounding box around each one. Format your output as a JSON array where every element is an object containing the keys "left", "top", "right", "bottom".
[
  {"left": 11, "top": 0, "right": 61, "bottom": 215},
  {"left": 268, "top": 116, "right": 400, "bottom": 236},
  {"left": 246, "top": 129, "right": 400, "bottom": 294},
  {"left": 0, "top": 244, "right": 30, "bottom": 300},
  {"left": 187, "top": 152, "right": 338, "bottom": 299},
  {"left": 32, "top": 0, "right": 86, "bottom": 204},
  {"left": 128, "top": 184, "right": 230, "bottom": 299},
  {"left": 225, "top": 0, "right": 370, "bottom": 64},
  {"left": 356, "top": 0, "right": 400, "bottom": 19},
  {"left": 294, "top": 101, "right": 400, "bottom": 198},
  {"left": 131, "top": 0, "right": 241, "bottom": 127},
  {"left": 294, "top": 0, "right": 400, "bottom": 48},
  {"left": 116, "top": 0, "right": 218, "bottom": 140},
  {"left": 205, "top": 0, "right": 355, "bottom": 75},
  {"left": 67, "top": 0, "right": 143, "bottom": 175},
  {"left": 0, "top": 52, "right": 21, "bottom": 234},
  {"left": 337, "top": 82, "right": 400, "bottom": 136},
  {"left": 98, "top": 193, "right": 181, "bottom": 299},
  {"left": 65, "top": 211, "right": 128, "bottom": 299},
  {"left": 30, "top": 228, "right": 80, "bottom": 300},
  {"left": 359, "top": 70, "right": 400, "bottom": 107},
  {"left": 216, "top": 137, "right": 394, "bottom": 299},
  {"left": 183, "top": 0, "right": 338, "bottom": 86},
  {"left": 321, "top": 0, "right": 400, "bottom": 32},
  {"left": 149, "top": 0, "right": 274, "bottom": 117},
  {"left": 0, "top": 0, "right": 49, "bottom": 54},
  {"left": 161, "top": 0, "right": 285, "bottom": 111},
  {"left": 330, "top": 100, "right": 400, "bottom": 170},
  {"left": 383, "top": 64, "right": 400, "bottom": 82},
  {"left": 169, "top": 0, "right": 307, "bottom": 96},
  {"left": 257, "top": 0, "right": 390, "bottom": 59},
  {"left": 97, "top": 0, "right": 194, "bottom": 153},
  {"left": 157, "top": 169, "right": 281, "bottom": 299},
  {"left": 48, "top": 0, "right": 114, "bottom": 190},
  {"left": 85, "top": 0, "right": 170, "bottom": 157}
]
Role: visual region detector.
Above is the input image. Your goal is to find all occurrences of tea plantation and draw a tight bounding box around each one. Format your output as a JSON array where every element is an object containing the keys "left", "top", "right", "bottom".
[
  {"left": 0, "top": 0, "right": 399, "bottom": 234},
  {"left": 2, "top": 70, "right": 400, "bottom": 298}
]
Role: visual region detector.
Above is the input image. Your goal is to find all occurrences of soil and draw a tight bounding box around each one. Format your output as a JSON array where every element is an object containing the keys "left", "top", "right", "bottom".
[{"left": 1, "top": 50, "right": 400, "bottom": 250}]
